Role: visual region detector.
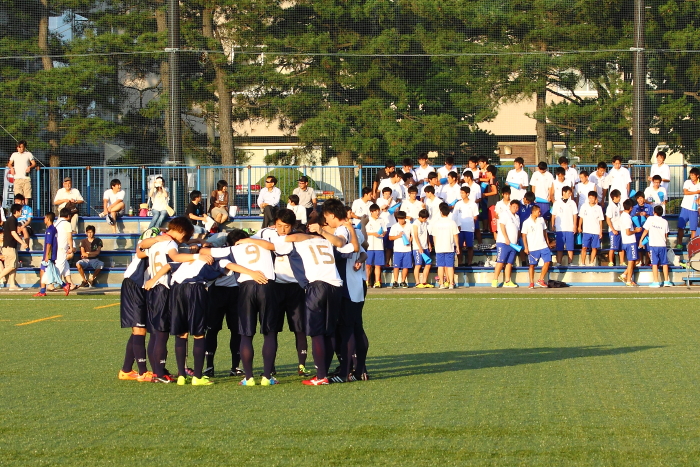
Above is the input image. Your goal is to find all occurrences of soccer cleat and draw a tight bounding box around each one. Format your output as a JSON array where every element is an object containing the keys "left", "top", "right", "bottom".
[
  {"left": 63, "top": 284, "right": 71, "bottom": 296},
  {"left": 618, "top": 273, "right": 626, "bottom": 282},
  {"left": 80, "top": 280, "right": 90, "bottom": 288},
  {"left": 177, "top": 375, "right": 187, "bottom": 386},
  {"left": 360, "top": 372, "right": 370, "bottom": 381},
  {"left": 648, "top": 282, "right": 661, "bottom": 288},
  {"left": 118, "top": 370, "right": 139, "bottom": 381},
  {"left": 185, "top": 367, "right": 195, "bottom": 377},
  {"left": 346, "top": 374, "right": 358, "bottom": 382},
  {"left": 373, "top": 282, "right": 381, "bottom": 288},
  {"left": 491, "top": 280, "right": 499, "bottom": 288},
  {"left": 203, "top": 367, "right": 215, "bottom": 378},
  {"left": 415, "top": 283, "right": 425, "bottom": 289},
  {"left": 33, "top": 292, "right": 46, "bottom": 297},
  {"left": 239, "top": 377, "right": 256, "bottom": 386},
  {"left": 392, "top": 282, "right": 399, "bottom": 289},
  {"left": 663, "top": 281, "right": 674, "bottom": 287},
  {"left": 302, "top": 376, "right": 329, "bottom": 386},
  {"left": 192, "top": 376, "right": 214, "bottom": 386},
  {"left": 260, "top": 376, "right": 278, "bottom": 386},
  {"left": 423, "top": 282, "right": 434, "bottom": 288},
  {"left": 401, "top": 282, "right": 408, "bottom": 288},
  {"left": 137, "top": 371, "right": 155, "bottom": 382},
  {"left": 329, "top": 375, "right": 346, "bottom": 384},
  {"left": 230, "top": 367, "right": 245, "bottom": 377},
  {"left": 529, "top": 283, "right": 535, "bottom": 289},
  {"left": 503, "top": 281, "right": 518, "bottom": 288},
  {"left": 154, "top": 375, "right": 176, "bottom": 383},
  {"left": 536, "top": 279, "right": 548, "bottom": 288},
  {"left": 298, "top": 365, "right": 311, "bottom": 376}
]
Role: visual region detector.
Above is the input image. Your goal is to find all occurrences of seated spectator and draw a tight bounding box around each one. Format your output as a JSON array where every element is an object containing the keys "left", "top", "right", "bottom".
[
  {"left": 186, "top": 190, "right": 208, "bottom": 236},
  {"left": 209, "top": 180, "right": 229, "bottom": 225},
  {"left": 287, "top": 194, "right": 307, "bottom": 230},
  {"left": 258, "top": 175, "right": 280, "bottom": 228},
  {"left": 147, "top": 177, "right": 170, "bottom": 229},
  {"left": 101, "top": 179, "right": 125, "bottom": 233},
  {"left": 76, "top": 225, "right": 104, "bottom": 288},
  {"left": 13, "top": 194, "right": 33, "bottom": 249},
  {"left": 53, "top": 177, "right": 84, "bottom": 233}
]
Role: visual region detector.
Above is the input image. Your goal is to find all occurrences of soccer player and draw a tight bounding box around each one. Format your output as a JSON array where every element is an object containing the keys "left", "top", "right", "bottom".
[
  {"left": 492, "top": 200, "right": 521, "bottom": 288},
  {"left": 389, "top": 211, "right": 413, "bottom": 288},
  {"left": 365, "top": 204, "right": 386, "bottom": 288},
  {"left": 505, "top": 157, "right": 529, "bottom": 201},
  {"left": 453, "top": 186, "right": 479, "bottom": 266},
  {"left": 402, "top": 186, "right": 425, "bottom": 222},
  {"left": 530, "top": 162, "right": 554, "bottom": 222},
  {"left": 521, "top": 204, "right": 551, "bottom": 289},
  {"left": 619, "top": 199, "right": 641, "bottom": 286},
  {"left": 640, "top": 205, "right": 673, "bottom": 287},
  {"left": 606, "top": 189, "right": 624, "bottom": 266},
  {"left": 551, "top": 186, "right": 578, "bottom": 266},
  {"left": 412, "top": 209, "right": 432, "bottom": 288},
  {"left": 430, "top": 202, "right": 460, "bottom": 289},
  {"left": 676, "top": 167, "right": 700, "bottom": 248},
  {"left": 578, "top": 192, "right": 605, "bottom": 266},
  {"left": 33, "top": 212, "right": 70, "bottom": 297},
  {"left": 76, "top": 225, "right": 104, "bottom": 288},
  {"left": 101, "top": 178, "right": 125, "bottom": 233}
]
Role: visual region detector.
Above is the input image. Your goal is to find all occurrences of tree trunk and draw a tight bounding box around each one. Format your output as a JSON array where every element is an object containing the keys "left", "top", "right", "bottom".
[
  {"left": 535, "top": 86, "right": 548, "bottom": 164},
  {"left": 155, "top": 7, "right": 171, "bottom": 158},
  {"left": 337, "top": 150, "right": 357, "bottom": 203},
  {"left": 40, "top": 0, "right": 60, "bottom": 212}
]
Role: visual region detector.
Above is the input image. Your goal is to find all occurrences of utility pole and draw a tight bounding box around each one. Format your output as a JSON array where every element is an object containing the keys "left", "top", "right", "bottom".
[
  {"left": 166, "top": 0, "right": 182, "bottom": 162},
  {"left": 632, "top": 0, "right": 646, "bottom": 161}
]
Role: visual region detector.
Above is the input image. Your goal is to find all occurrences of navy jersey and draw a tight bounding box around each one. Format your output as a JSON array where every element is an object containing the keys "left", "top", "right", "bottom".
[
  {"left": 517, "top": 203, "right": 533, "bottom": 226},
  {"left": 631, "top": 203, "right": 653, "bottom": 225},
  {"left": 170, "top": 259, "right": 231, "bottom": 284},
  {"left": 124, "top": 256, "right": 148, "bottom": 286},
  {"left": 44, "top": 224, "right": 58, "bottom": 262}
]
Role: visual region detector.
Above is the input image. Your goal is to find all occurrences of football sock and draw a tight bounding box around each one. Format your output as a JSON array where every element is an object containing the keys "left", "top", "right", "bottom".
[
  {"left": 311, "top": 335, "right": 327, "bottom": 379},
  {"left": 230, "top": 333, "right": 241, "bottom": 369},
  {"left": 132, "top": 334, "right": 148, "bottom": 375},
  {"left": 262, "top": 333, "right": 278, "bottom": 379},
  {"left": 175, "top": 336, "right": 188, "bottom": 378},
  {"left": 240, "top": 335, "right": 254, "bottom": 379},
  {"left": 205, "top": 329, "right": 219, "bottom": 368},
  {"left": 147, "top": 334, "right": 156, "bottom": 371},
  {"left": 39, "top": 287, "right": 46, "bottom": 294},
  {"left": 324, "top": 335, "right": 334, "bottom": 377},
  {"left": 294, "top": 332, "right": 308, "bottom": 366},
  {"left": 339, "top": 326, "right": 355, "bottom": 379},
  {"left": 354, "top": 329, "right": 369, "bottom": 377},
  {"left": 153, "top": 331, "right": 169, "bottom": 377},
  {"left": 121, "top": 335, "right": 134, "bottom": 373},
  {"left": 193, "top": 338, "right": 206, "bottom": 379}
]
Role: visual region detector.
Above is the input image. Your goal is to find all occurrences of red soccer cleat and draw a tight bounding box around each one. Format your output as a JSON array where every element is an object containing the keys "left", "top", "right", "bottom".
[
  {"left": 63, "top": 284, "right": 71, "bottom": 296},
  {"left": 33, "top": 292, "right": 47, "bottom": 297},
  {"left": 302, "top": 376, "right": 329, "bottom": 386}
]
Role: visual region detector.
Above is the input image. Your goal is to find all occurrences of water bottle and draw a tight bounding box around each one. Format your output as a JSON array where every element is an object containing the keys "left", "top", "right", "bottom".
[
  {"left": 434, "top": 276, "right": 440, "bottom": 288},
  {"left": 128, "top": 206, "right": 134, "bottom": 216}
]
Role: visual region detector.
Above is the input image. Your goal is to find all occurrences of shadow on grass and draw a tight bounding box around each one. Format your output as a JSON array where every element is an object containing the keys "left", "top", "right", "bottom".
[{"left": 366, "top": 345, "right": 664, "bottom": 379}]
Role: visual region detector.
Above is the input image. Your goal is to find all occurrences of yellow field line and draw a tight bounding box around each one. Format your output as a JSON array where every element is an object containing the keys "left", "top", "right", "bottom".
[
  {"left": 94, "top": 303, "right": 120, "bottom": 309},
  {"left": 15, "top": 315, "right": 63, "bottom": 326}
]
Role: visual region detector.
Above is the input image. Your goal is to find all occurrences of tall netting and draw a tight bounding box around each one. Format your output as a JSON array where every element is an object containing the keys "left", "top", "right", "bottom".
[{"left": 2, "top": 0, "right": 700, "bottom": 214}]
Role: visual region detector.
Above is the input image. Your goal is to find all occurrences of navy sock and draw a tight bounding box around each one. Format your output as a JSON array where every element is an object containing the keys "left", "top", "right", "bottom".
[
  {"left": 175, "top": 336, "right": 188, "bottom": 378},
  {"left": 132, "top": 334, "right": 148, "bottom": 375},
  {"left": 193, "top": 338, "right": 206, "bottom": 378},
  {"left": 230, "top": 333, "right": 241, "bottom": 369},
  {"left": 240, "top": 335, "right": 254, "bottom": 379},
  {"left": 205, "top": 329, "right": 219, "bottom": 368},
  {"left": 295, "top": 332, "right": 308, "bottom": 366},
  {"left": 39, "top": 286, "right": 46, "bottom": 293},
  {"left": 324, "top": 335, "right": 334, "bottom": 376},
  {"left": 262, "top": 333, "right": 278, "bottom": 379},
  {"left": 121, "top": 335, "right": 134, "bottom": 373},
  {"left": 339, "top": 326, "right": 355, "bottom": 379},
  {"left": 354, "top": 329, "right": 369, "bottom": 377},
  {"left": 311, "top": 335, "right": 327, "bottom": 379},
  {"left": 147, "top": 334, "right": 156, "bottom": 372},
  {"left": 153, "top": 331, "right": 169, "bottom": 377}
]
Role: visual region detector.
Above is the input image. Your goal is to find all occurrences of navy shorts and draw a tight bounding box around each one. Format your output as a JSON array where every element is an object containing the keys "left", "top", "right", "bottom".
[
  {"left": 338, "top": 296, "right": 364, "bottom": 329},
  {"left": 207, "top": 285, "right": 239, "bottom": 332},
  {"left": 581, "top": 233, "right": 601, "bottom": 249},
  {"left": 623, "top": 243, "right": 639, "bottom": 262},
  {"left": 649, "top": 246, "right": 668, "bottom": 266},
  {"left": 609, "top": 232, "right": 621, "bottom": 251},
  {"left": 458, "top": 231, "right": 474, "bottom": 248},
  {"left": 527, "top": 248, "right": 552, "bottom": 265},
  {"left": 274, "top": 282, "right": 306, "bottom": 333},
  {"left": 537, "top": 202, "right": 551, "bottom": 221},
  {"left": 146, "top": 284, "right": 170, "bottom": 333},
  {"left": 367, "top": 250, "right": 385, "bottom": 266},
  {"left": 555, "top": 231, "right": 574, "bottom": 251},
  {"left": 393, "top": 251, "right": 413, "bottom": 269},
  {"left": 305, "top": 281, "right": 341, "bottom": 337},
  {"left": 495, "top": 243, "right": 517, "bottom": 264},
  {"left": 436, "top": 252, "right": 455, "bottom": 267},
  {"left": 238, "top": 281, "right": 280, "bottom": 336},
  {"left": 678, "top": 208, "right": 699, "bottom": 231},
  {"left": 120, "top": 278, "right": 146, "bottom": 329},
  {"left": 170, "top": 282, "right": 208, "bottom": 336}
]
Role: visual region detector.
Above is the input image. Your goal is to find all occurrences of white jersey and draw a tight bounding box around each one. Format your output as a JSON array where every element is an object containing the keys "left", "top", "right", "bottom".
[
  {"left": 437, "top": 165, "right": 457, "bottom": 181},
  {"left": 376, "top": 197, "right": 397, "bottom": 229},
  {"left": 378, "top": 179, "right": 404, "bottom": 201},
  {"left": 103, "top": 189, "right": 125, "bottom": 208},
  {"left": 124, "top": 256, "right": 147, "bottom": 286},
  {"left": 412, "top": 220, "right": 429, "bottom": 250},
  {"left": 254, "top": 228, "right": 296, "bottom": 284},
  {"left": 146, "top": 240, "right": 177, "bottom": 288},
  {"left": 588, "top": 172, "right": 607, "bottom": 203},
  {"left": 619, "top": 212, "right": 636, "bottom": 244},
  {"left": 650, "top": 163, "right": 671, "bottom": 191},
  {"left": 290, "top": 205, "right": 307, "bottom": 225},
  {"left": 462, "top": 181, "right": 482, "bottom": 202},
  {"left": 210, "top": 244, "right": 275, "bottom": 283},
  {"left": 453, "top": 200, "right": 479, "bottom": 232},
  {"left": 553, "top": 179, "right": 572, "bottom": 202},
  {"left": 530, "top": 171, "right": 554, "bottom": 200},
  {"left": 642, "top": 216, "right": 669, "bottom": 247},
  {"left": 521, "top": 217, "right": 548, "bottom": 251},
  {"left": 496, "top": 211, "right": 520, "bottom": 245},
  {"left": 575, "top": 181, "right": 598, "bottom": 210},
  {"left": 54, "top": 218, "right": 72, "bottom": 258},
  {"left": 402, "top": 198, "right": 424, "bottom": 221},
  {"left": 171, "top": 259, "right": 231, "bottom": 284},
  {"left": 607, "top": 167, "right": 631, "bottom": 202},
  {"left": 429, "top": 216, "right": 459, "bottom": 253},
  {"left": 424, "top": 196, "right": 442, "bottom": 223},
  {"left": 389, "top": 222, "right": 413, "bottom": 253},
  {"left": 551, "top": 199, "right": 577, "bottom": 232},
  {"left": 441, "top": 183, "right": 462, "bottom": 206},
  {"left": 579, "top": 203, "right": 604, "bottom": 235},
  {"left": 495, "top": 200, "right": 511, "bottom": 221},
  {"left": 681, "top": 179, "right": 700, "bottom": 210},
  {"left": 365, "top": 217, "right": 387, "bottom": 251},
  {"left": 644, "top": 186, "right": 667, "bottom": 213},
  {"left": 605, "top": 201, "right": 623, "bottom": 230},
  {"left": 505, "top": 169, "right": 529, "bottom": 200},
  {"left": 351, "top": 198, "right": 373, "bottom": 225},
  {"left": 414, "top": 164, "right": 434, "bottom": 188},
  {"left": 272, "top": 237, "right": 342, "bottom": 288},
  {"left": 564, "top": 167, "right": 579, "bottom": 186}
]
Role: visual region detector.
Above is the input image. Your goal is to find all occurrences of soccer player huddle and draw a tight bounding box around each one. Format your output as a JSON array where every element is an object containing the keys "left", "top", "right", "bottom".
[{"left": 119, "top": 199, "right": 369, "bottom": 386}]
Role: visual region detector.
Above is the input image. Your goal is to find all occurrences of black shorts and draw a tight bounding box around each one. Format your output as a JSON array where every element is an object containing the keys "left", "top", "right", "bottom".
[
  {"left": 146, "top": 284, "right": 170, "bottom": 333},
  {"left": 305, "top": 281, "right": 341, "bottom": 337},
  {"left": 238, "top": 281, "right": 279, "bottom": 336},
  {"left": 170, "top": 282, "right": 208, "bottom": 336},
  {"left": 338, "top": 296, "right": 364, "bottom": 328},
  {"left": 274, "top": 282, "right": 306, "bottom": 333},
  {"left": 120, "top": 278, "right": 146, "bottom": 329},
  {"left": 207, "top": 285, "right": 239, "bottom": 331}
]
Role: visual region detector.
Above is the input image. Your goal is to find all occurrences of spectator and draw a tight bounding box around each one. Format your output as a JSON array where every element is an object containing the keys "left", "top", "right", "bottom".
[
  {"left": 7, "top": 140, "right": 37, "bottom": 207},
  {"left": 258, "top": 175, "right": 281, "bottom": 228},
  {"left": 76, "top": 225, "right": 104, "bottom": 288},
  {"left": 186, "top": 190, "right": 208, "bottom": 235},
  {"left": 53, "top": 176, "right": 84, "bottom": 233},
  {"left": 293, "top": 176, "right": 317, "bottom": 220},
  {"left": 372, "top": 160, "right": 396, "bottom": 199},
  {"left": 287, "top": 194, "right": 307, "bottom": 230},
  {"left": 55, "top": 207, "right": 76, "bottom": 291},
  {"left": 648, "top": 151, "right": 671, "bottom": 192},
  {"left": 147, "top": 177, "right": 170, "bottom": 229},
  {"left": 101, "top": 179, "right": 125, "bottom": 233},
  {"left": 13, "top": 194, "right": 33, "bottom": 249},
  {"left": 209, "top": 180, "right": 230, "bottom": 225},
  {"left": 0, "top": 204, "right": 28, "bottom": 291}
]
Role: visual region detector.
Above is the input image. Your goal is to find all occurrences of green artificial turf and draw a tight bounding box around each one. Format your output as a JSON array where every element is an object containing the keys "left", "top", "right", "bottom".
[{"left": 2, "top": 294, "right": 700, "bottom": 466}]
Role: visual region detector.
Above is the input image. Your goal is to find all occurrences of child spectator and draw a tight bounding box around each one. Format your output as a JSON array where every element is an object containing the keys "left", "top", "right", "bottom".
[
  {"left": 631, "top": 192, "right": 653, "bottom": 266},
  {"left": 551, "top": 186, "right": 578, "bottom": 266},
  {"left": 559, "top": 156, "right": 579, "bottom": 187},
  {"left": 640, "top": 205, "right": 673, "bottom": 287},
  {"left": 76, "top": 225, "right": 104, "bottom": 288},
  {"left": 389, "top": 211, "right": 413, "bottom": 288},
  {"left": 186, "top": 190, "right": 208, "bottom": 235},
  {"left": 287, "top": 194, "right": 307, "bottom": 229},
  {"left": 588, "top": 162, "right": 608, "bottom": 204},
  {"left": 492, "top": 199, "right": 521, "bottom": 288},
  {"left": 530, "top": 162, "right": 554, "bottom": 222},
  {"left": 619, "top": 199, "right": 641, "bottom": 286},
  {"left": 676, "top": 167, "right": 700, "bottom": 248},
  {"left": 365, "top": 204, "right": 386, "bottom": 288},
  {"left": 13, "top": 193, "right": 33, "bottom": 248},
  {"left": 505, "top": 157, "right": 529, "bottom": 201},
  {"left": 576, "top": 171, "right": 598, "bottom": 211},
  {"left": 429, "top": 203, "right": 460, "bottom": 289},
  {"left": 521, "top": 204, "right": 551, "bottom": 289},
  {"left": 377, "top": 186, "right": 397, "bottom": 264},
  {"left": 350, "top": 187, "right": 374, "bottom": 226},
  {"left": 453, "top": 186, "right": 479, "bottom": 266},
  {"left": 606, "top": 189, "right": 624, "bottom": 266},
  {"left": 412, "top": 209, "right": 432, "bottom": 288},
  {"left": 552, "top": 167, "right": 572, "bottom": 202},
  {"left": 578, "top": 191, "right": 605, "bottom": 266},
  {"left": 402, "top": 186, "right": 425, "bottom": 222},
  {"left": 644, "top": 175, "right": 667, "bottom": 216},
  {"left": 607, "top": 156, "right": 631, "bottom": 203}
]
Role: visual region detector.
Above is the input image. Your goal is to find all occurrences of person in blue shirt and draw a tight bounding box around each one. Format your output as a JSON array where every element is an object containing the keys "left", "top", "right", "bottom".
[
  {"left": 631, "top": 192, "right": 653, "bottom": 266},
  {"left": 13, "top": 193, "right": 33, "bottom": 249},
  {"left": 33, "top": 212, "right": 70, "bottom": 297}
]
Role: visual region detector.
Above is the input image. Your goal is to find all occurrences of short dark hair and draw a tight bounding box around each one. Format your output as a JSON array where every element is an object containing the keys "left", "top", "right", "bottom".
[
  {"left": 226, "top": 229, "right": 250, "bottom": 246},
  {"left": 402, "top": 158, "right": 413, "bottom": 167},
  {"left": 418, "top": 152, "right": 428, "bottom": 160},
  {"left": 562, "top": 186, "right": 572, "bottom": 194},
  {"left": 276, "top": 208, "right": 296, "bottom": 226},
  {"left": 448, "top": 171, "right": 459, "bottom": 180},
  {"left": 110, "top": 179, "right": 121, "bottom": 188},
  {"left": 59, "top": 207, "right": 71, "bottom": 218},
  {"left": 462, "top": 170, "right": 474, "bottom": 180},
  {"left": 486, "top": 165, "right": 497, "bottom": 176},
  {"left": 654, "top": 205, "right": 664, "bottom": 216},
  {"left": 439, "top": 202, "right": 450, "bottom": 216},
  {"left": 514, "top": 157, "right": 524, "bottom": 165},
  {"left": 427, "top": 171, "right": 438, "bottom": 180},
  {"left": 555, "top": 167, "right": 565, "bottom": 176},
  {"left": 288, "top": 194, "right": 299, "bottom": 205},
  {"left": 635, "top": 192, "right": 645, "bottom": 200},
  {"left": 445, "top": 156, "right": 455, "bottom": 165},
  {"left": 369, "top": 203, "right": 380, "bottom": 212},
  {"left": 216, "top": 180, "right": 228, "bottom": 191},
  {"left": 190, "top": 190, "right": 202, "bottom": 201},
  {"left": 656, "top": 151, "right": 666, "bottom": 160},
  {"left": 407, "top": 186, "right": 418, "bottom": 194},
  {"left": 382, "top": 187, "right": 393, "bottom": 194},
  {"left": 652, "top": 175, "right": 662, "bottom": 181},
  {"left": 85, "top": 225, "right": 96, "bottom": 233},
  {"left": 13, "top": 193, "right": 24, "bottom": 201},
  {"left": 580, "top": 170, "right": 589, "bottom": 177},
  {"left": 501, "top": 185, "right": 511, "bottom": 195},
  {"left": 10, "top": 203, "right": 22, "bottom": 215},
  {"left": 588, "top": 191, "right": 598, "bottom": 199},
  {"left": 266, "top": 175, "right": 278, "bottom": 185},
  {"left": 558, "top": 156, "right": 569, "bottom": 164},
  {"left": 610, "top": 189, "right": 621, "bottom": 199},
  {"left": 538, "top": 162, "right": 548, "bottom": 171},
  {"left": 612, "top": 155, "right": 622, "bottom": 163},
  {"left": 597, "top": 161, "right": 608, "bottom": 170},
  {"left": 418, "top": 209, "right": 429, "bottom": 219},
  {"left": 510, "top": 200, "right": 522, "bottom": 207},
  {"left": 361, "top": 187, "right": 372, "bottom": 196},
  {"left": 45, "top": 212, "right": 56, "bottom": 223},
  {"left": 531, "top": 204, "right": 541, "bottom": 212},
  {"left": 478, "top": 156, "right": 488, "bottom": 163},
  {"left": 322, "top": 198, "right": 347, "bottom": 220},
  {"left": 17, "top": 140, "right": 27, "bottom": 147},
  {"left": 403, "top": 173, "right": 414, "bottom": 183},
  {"left": 384, "top": 160, "right": 395, "bottom": 169},
  {"left": 424, "top": 185, "right": 435, "bottom": 195},
  {"left": 167, "top": 216, "right": 195, "bottom": 242},
  {"left": 395, "top": 210, "right": 407, "bottom": 220},
  {"left": 623, "top": 199, "right": 635, "bottom": 210},
  {"left": 690, "top": 168, "right": 700, "bottom": 177},
  {"left": 524, "top": 191, "right": 536, "bottom": 203},
  {"left": 468, "top": 156, "right": 479, "bottom": 164},
  {"left": 461, "top": 186, "right": 470, "bottom": 195}
]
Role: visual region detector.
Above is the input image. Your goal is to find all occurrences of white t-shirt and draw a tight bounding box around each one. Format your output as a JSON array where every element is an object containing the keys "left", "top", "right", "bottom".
[
  {"left": 414, "top": 165, "right": 435, "bottom": 188},
  {"left": 376, "top": 197, "right": 397, "bottom": 229},
  {"left": 378, "top": 179, "right": 404, "bottom": 201},
  {"left": 606, "top": 167, "right": 631, "bottom": 202},
  {"left": 551, "top": 199, "right": 577, "bottom": 232},
  {"left": 146, "top": 240, "right": 177, "bottom": 288},
  {"left": 530, "top": 171, "right": 554, "bottom": 200},
  {"left": 681, "top": 179, "right": 700, "bottom": 210},
  {"left": 575, "top": 181, "right": 598, "bottom": 210},
  {"left": 496, "top": 211, "right": 520, "bottom": 245},
  {"left": 365, "top": 217, "right": 387, "bottom": 251},
  {"left": 588, "top": 172, "right": 607, "bottom": 203},
  {"left": 642, "top": 216, "right": 669, "bottom": 248},
  {"left": 553, "top": 179, "right": 572, "bottom": 202},
  {"left": 351, "top": 198, "right": 373, "bottom": 225},
  {"left": 389, "top": 222, "right": 413, "bottom": 253},
  {"left": 453, "top": 200, "right": 479, "bottom": 232},
  {"left": 650, "top": 163, "right": 671, "bottom": 191},
  {"left": 54, "top": 218, "right": 72, "bottom": 258},
  {"left": 441, "top": 183, "right": 462, "bottom": 206},
  {"left": 462, "top": 181, "right": 482, "bottom": 202},
  {"left": 272, "top": 237, "right": 342, "bottom": 287},
  {"left": 521, "top": 217, "right": 548, "bottom": 251},
  {"left": 643, "top": 186, "right": 667, "bottom": 213},
  {"left": 506, "top": 169, "right": 529, "bottom": 200},
  {"left": 53, "top": 188, "right": 84, "bottom": 210},
  {"left": 605, "top": 202, "right": 623, "bottom": 230},
  {"left": 424, "top": 196, "right": 442, "bottom": 222},
  {"left": 564, "top": 167, "right": 579, "bottom": 186},
  {"left": 402, "top": 198, "right": 424, "bottom": 221},
  {"left": 495, "top": 200, "right": 511, "bottom": 221},
  {"left": 579, "top": 203, "right": 604, "bottom": 235},
  {"left": 619, "top": 212, "right": 636, "bottom": 244},
  {"left": 9, "top": 151, "right": 34, "bottom": 179},
  {"left": 437, "top": 165, "right": 457, "bottom": 181},
  {"left": 428, "top": 216, "right": 459, "bottom": 253},
  {"left": 412, "top": 220, "right": 429, "bottom": 250},
  {"left": 103, "top": 189, "right": 125, "bottom": 208},
  {"left": 210, "top": 244, "right": 275, "bottom": 283},
  {"left": 290, "top": 205, "right": 307, "bottom": 225},
  {"left": 253, "top": 228, "right": 296, "bottom": 284}
]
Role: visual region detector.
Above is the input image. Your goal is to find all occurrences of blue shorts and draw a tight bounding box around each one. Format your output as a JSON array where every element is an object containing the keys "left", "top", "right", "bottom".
[
  {"left": 623, "top": 243, "right": 639, "bottom": 262},
  {"left": 537, "top": 202, "right": 551, "bottom": 220},
  {"left": 609, "top": 232, "right": 621, "bottom": 251},
  {"left": 527, "top": 248, "right": 552, "bottom": 265},
  {"left": 393, "top": 251, "right": 413, "bottom": 269},
  {"left": 581, "top": 233, "right": 601, "bottom": 249},
  {"left": 678, "top": 208, "right": 698, "bottom": 231},
  {"left": 413, "top": 250, "right": 427, "bottom": 266},
  {"left": 649, "top": 246, "right": 668, "bottom": 266},
  {"left": 436, "top": 252, "right": 455, "bottom": 267},
  {"left": 635, "top": 232, "right": 645, "bottom": 249},
  {"left": 458, "top": 231, "right": 474, "bottom": 248},
  {"left": 367, "top": 250, "right": 385, "bottom": 266},
  {"left": 496, "top": 242, "right": 517, "bottom": 264},
  {"left": 555, "top": 231, "right": 574, "bottom": 251}
]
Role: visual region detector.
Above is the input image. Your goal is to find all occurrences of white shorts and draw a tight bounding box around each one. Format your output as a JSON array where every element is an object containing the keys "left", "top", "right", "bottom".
[{"left": 55, "top": 255, "right": 70, "bottom": 276}]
